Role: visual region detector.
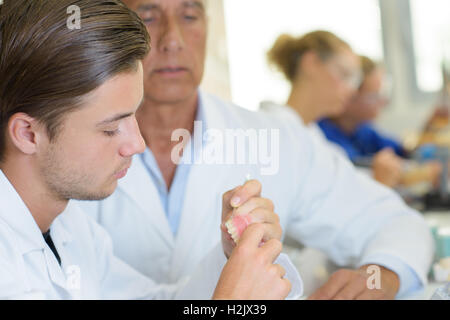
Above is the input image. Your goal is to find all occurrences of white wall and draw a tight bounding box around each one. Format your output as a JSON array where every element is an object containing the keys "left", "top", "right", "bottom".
[
  {"left": 375, "top": 0, "right": 437, "bottom": 140},
  {"left": 200, "top": 0, "right": 444, "bottom": 142},
  {"left": 223, "top": 0, "right": 384, "bottom": 111},
  {"left": 200, "top": 0, "right": 232, "bottom": 101}
]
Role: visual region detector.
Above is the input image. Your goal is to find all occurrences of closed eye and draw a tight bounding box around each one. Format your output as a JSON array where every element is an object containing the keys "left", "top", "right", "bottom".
[
  {"left": 184, "top": 15, "right": 198, "bottom": 21},
  {"left": 143, "top": 17, "right": 155, "bottom": 23},
  {"left": 103, "top": 129, "right": 120, "bottom": 137}
]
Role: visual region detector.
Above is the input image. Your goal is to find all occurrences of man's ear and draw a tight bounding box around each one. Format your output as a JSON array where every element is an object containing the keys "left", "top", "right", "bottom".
[{"left": 7, "top": 113, "right": 43, "bottom": 155}]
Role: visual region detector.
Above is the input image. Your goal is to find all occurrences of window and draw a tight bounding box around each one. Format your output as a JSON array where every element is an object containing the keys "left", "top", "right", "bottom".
[
  {"left": 224, "top": 0, "right": 384, "bottom": 110},
  {"left": 410, "top": 0, "right": 450, "bottom": 93}
]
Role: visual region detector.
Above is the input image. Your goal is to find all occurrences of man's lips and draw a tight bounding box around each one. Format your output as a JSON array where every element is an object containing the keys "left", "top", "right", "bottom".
[
  {"left": 154, "top": 66, "right": 188, "bottom": 75},
  {"left": 115, "top": 163, "right": 131, "bottom": 179}
]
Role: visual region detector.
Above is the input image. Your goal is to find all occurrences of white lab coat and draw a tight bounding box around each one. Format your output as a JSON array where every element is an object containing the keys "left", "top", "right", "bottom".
[
  {"left": 0, "top": 169, "right": 230, "bottom": 300},
  {"left": 259, "top": 101, "right": 373, "bottom": 178},
  {"left": 259, "top": 101, "right": 348, "bottom": 157},
  {"left": 79, "top": 91, "right": 434, "bottom": 295}
]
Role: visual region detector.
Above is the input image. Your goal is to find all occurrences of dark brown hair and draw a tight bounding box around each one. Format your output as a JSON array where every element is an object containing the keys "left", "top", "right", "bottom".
[
  {"left": 267, "top": 30, "right": 351, "bottom": 83},
  {"left": 0, "top": 0, "right": 150, "bottom": 162}
]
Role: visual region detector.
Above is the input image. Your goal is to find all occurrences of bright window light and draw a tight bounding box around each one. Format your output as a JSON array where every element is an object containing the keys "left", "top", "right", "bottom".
[
  {"left": 410, "top": 0, "right": 450, "bottom": 93},
  {"left": 224, "top": 0, "right": 383, "bottom": 110}
]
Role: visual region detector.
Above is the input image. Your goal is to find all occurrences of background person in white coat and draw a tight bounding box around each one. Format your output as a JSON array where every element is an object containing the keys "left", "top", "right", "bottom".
[
  {"left": 261, "top": 30, "right": 361, "bottom": 158},
  {"left": 81, "top": 0, "right": 434, "bottom": 300},
  {"left": 0, "top": 0, "right": 294, "bottom": 300}
]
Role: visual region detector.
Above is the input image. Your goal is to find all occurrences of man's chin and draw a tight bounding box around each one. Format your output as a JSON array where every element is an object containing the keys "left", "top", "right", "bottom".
[
  {"left": 77, "top": 193, "right": 113, "bottom": 201},
  {"left": 71, "top": 183, "right": 117, "bottom": 201},
  {"left": 144, "top": 81, "right": 198, "bottom": 104}
]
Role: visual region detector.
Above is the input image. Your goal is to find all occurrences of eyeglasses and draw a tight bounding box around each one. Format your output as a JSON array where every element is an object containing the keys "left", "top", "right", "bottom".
[
  {"left": 358, "top": 74, "right": 393, "bottom": 105},
  {"left": 357, "top": 93, "right": 389, "bottom": 105},
  {"left": 325, "top": 58, "right": 363, "bottom": 90}
]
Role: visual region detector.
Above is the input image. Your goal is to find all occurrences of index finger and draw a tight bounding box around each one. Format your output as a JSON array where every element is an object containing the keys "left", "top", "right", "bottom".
[
  {"left": 222, "top": 186, "right": 240, "bottom": 219},
  {"left": 229, "top": 179, "right": 262, "bottom": 208},
  {"left": 235, "top": 223, "right": 265, "bottom": 250}
]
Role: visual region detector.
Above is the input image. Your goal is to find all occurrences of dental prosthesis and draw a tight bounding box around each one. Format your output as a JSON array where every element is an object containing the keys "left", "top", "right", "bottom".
[
  {"left": 225, "top": 174, "right": 253, "bottom": 243},
  {"left": 225, "top": 213, "right": 252, "bottom": 244}
]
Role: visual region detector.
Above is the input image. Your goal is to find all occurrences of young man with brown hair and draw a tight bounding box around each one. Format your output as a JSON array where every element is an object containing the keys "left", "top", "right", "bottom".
[{"left": 0, "top": 0, "right": 296, "bottom": 299}]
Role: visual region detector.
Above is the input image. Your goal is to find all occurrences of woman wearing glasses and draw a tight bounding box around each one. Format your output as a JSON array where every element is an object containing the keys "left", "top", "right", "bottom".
[
  {"left": 264, "top": 30, "right": 361, "bottom": 125},
  {"left": 261, "top": 30, "right": 362, "bottom": 161}
]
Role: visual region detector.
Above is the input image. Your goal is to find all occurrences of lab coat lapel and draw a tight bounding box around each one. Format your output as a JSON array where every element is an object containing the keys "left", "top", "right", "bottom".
[
  {"left": 171, "top": 153, "right": 226, "bottom": 279},
  {"left": 43, "top": 247, "right": 68, "bottom": 293},
  {"left": 118, "top": 155, "right": 175, "bottom": 247},
  {"left": 171, "top": 92, "right": 233, "bottom": 278},
  {"left": 48, "top": 203, "right": 84, "bottom": 299}
]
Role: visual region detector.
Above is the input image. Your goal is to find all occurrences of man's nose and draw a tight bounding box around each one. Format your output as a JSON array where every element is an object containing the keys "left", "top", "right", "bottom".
[
  {"left": 159, "top": 17, "right": 184, "bottom": 53},
  {"left": 120, "top": 118, "right": 146, "bottom": 157}
]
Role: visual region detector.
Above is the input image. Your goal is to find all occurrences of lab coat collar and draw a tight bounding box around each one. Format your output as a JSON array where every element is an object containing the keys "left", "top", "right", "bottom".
[
  {"left": 0, "top": 169, "right": 46, "bottom": 254},
  {"left": 51, "top": 202, "right": 75, "bottom": 246},
  {"left": 118, "top": 155, "right": 175, "bottom": 247},
  {"left": 198, "top": 90, "right": 229, "bottom": 132},
  {"left": 0, "top": 169, "right": 73, "bottom": 254}
]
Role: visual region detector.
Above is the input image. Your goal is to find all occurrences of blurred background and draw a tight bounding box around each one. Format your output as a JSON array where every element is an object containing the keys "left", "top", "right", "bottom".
[
  {"left": 202, "top": 5, "right": 450, "bottom": 287},
  {"left": 201, "top": 0, "right": 450, "bottom": 139}
]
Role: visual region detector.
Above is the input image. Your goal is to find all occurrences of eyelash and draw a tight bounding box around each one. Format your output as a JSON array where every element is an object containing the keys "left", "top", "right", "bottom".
[
  {"left": 141, "top": 15, "right": 198, "bottom": 24},
  {"left": 103, "top": 129, "right": 120, "bottom": 137},
  {"left": 184, "top": 15, "right": 197, "bottom": 20}
]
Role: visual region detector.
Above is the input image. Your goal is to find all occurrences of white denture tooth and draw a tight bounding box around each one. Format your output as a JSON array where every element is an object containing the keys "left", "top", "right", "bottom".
[
  {"left": 225, "top": 222, "right": 234, "bottom": 233},
  {"left": 225, "top": 218, "right": 240, "bottom": 243}
]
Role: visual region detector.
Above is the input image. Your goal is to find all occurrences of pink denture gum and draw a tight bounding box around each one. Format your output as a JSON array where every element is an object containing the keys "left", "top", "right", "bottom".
[{"left": 225, "top": 214, "right": 252, "bottom": 243}]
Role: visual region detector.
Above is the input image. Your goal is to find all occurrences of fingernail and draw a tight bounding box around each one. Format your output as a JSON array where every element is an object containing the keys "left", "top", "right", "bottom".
[{"left": 230, "top": 196, "right": 240, "bottom": 207}]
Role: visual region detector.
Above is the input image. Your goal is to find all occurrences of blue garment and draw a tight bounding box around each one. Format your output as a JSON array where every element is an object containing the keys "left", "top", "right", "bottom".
[
  {"left": 140, "top": 150, "right": 190, "bottom": 235},
  {"left": 317, "top": 119, "right": 407, "bottom": 162},
  {"left": 140, "top": 94, "right": 207, "bottom": 235}
]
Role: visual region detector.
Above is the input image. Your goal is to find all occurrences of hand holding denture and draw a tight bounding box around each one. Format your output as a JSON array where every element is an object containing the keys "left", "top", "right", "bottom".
[
  {"left": 220, "top": 179, "right": 282, "bottom": 258},
  {"left": 213, "top": 223, "right": 291, "bottom": 300}
]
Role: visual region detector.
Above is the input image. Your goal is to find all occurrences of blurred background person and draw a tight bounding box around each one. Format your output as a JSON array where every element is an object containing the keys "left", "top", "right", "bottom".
[
  {"left": 262, "top": 30, "right": 361, "bottom": 149},
  {"left": 318, "top": 56, "right": 442, "bottom": 189}
]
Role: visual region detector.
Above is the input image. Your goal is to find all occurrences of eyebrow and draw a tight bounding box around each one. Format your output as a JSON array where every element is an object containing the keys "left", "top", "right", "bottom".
[
  {"left": 96, "top": 113, "right": 133, "bottom": 127},
  {"left": 137, "top": 1, "right": 204, "bottom": 12},
  {"left": 137, "top": 3, "right": 159, "bottom": 11},
  {"left": 96, "top": 98, "right": 144, "bottom": 127},
  {"left": 183, "top": 1, "right": 204, "bottom": 11}
]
